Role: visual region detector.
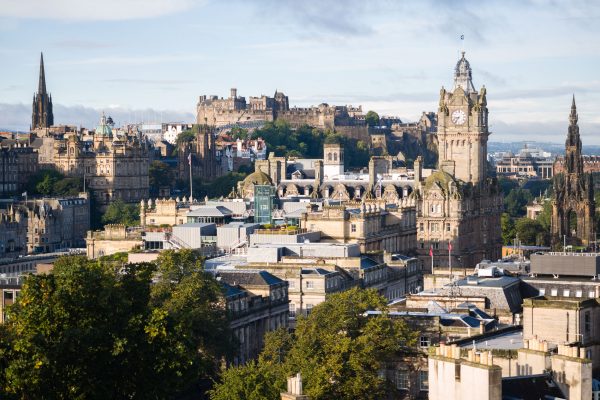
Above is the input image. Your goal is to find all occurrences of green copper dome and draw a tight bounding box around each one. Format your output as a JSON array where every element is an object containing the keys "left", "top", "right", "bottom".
[{"left": 95, "top": 113, "right": 113, "bottom": 137}]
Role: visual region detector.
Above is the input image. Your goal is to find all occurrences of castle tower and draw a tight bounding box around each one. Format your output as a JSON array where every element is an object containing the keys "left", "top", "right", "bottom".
[
  {"left": 437, "top": 52, "right": 489, "bottom": 184},
  {"left": 32, "top": 52, "right": 54, "bottom": 130},
  {"left": 323, "top": 142, "right": 344, "bottom": 179},
  {"left": 551, "top": 97, "right": 595, "bottom": 247}
]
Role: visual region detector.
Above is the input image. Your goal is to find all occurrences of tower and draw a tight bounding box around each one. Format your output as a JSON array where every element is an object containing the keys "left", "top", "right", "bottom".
[
  {"left": 32, "top": 52, "right": 54, "bottom": 130},
  {"left": 323, "top": 142, "right": 344, "bottom": 179},
  {"left": 552, "top": 97, "right": 595, "bottom": 247},
  {"left": 436, "top": 52, "right": 489, "bottom": 184}
]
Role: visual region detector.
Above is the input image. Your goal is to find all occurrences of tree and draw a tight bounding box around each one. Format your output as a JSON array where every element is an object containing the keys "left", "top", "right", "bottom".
[
  {"left": 515, "top": 218, "right": 548, "bottom": 246},
  {"left": 210, "top": 288, "right": 418, "bottom": 400},
  {"left": 149, "top": 160, "right": 173, "bottom": 195},
  {"left": 365, "top": 110, "right": 380, "bottom": 127},
  {"left": 176, "top": 129, "right": 196, "bottom": 146},
  {"left": 504, "top": 188, "right": 532, "bottom": 217},
  {"left": 101, "top": 199, "right": 140, "bottom": 226},
  {"left": 26, "top": 169, "right": 83, "bottom": 197},
  {"left": 1, "top": 252, "right": 233, "bottom": 399},
  {"left": 501, "top": 213, "right": 516, "bottom": 245}
]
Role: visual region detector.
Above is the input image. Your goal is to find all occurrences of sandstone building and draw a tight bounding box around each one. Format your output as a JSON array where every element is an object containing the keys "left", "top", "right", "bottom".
[
  {"left": 196, "top": 88, "right": 366, "bottom": 135},
  {"left": 551, "top": 97, "right": 595, "bottom": 247},
  {"left": 414, "top": 52, "right": 503, "bottom": 271},
  {"left": 0, "top": 138, "right": 38, "bottom": 197},
  {"left": 49, "top": 114, "right": 150, "bottom": 206}
]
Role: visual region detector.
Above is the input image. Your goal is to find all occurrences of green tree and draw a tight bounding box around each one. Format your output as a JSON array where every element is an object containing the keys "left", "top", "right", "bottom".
[
  {"left": 26, "top": 169, "right": 83, "bottom": 197},
  {"left": 176, "top": 129, "right": 196, "bottom": 146},
  {"left": 101, "top": 199, "right": 140, "bottom": 226},
  {"left": 149, "top": 160, "right": 173, "bottom": 195},
  {"left": 365, "top": 110, "right": 380, "bottom": 127},
  {"left": 211, "top": 288, "right": 418, "bottom": 400},
  {"left": 497, "top": 177, "right": 519, "bottom": 197},
  {"left": 501, "top": 213, "right": 516, "bottom": 245},
  {"left": 515, "top": 218, "right": 548, "bottom": 246},
  {"left": 230, "top": 126, "right": 250, "bottom": 140},
  {"left": 504, "top": 189, "right": 532, "bottom": 217},
  {"left": 1, "top": 252, "right": 232, "bottom": 399}
]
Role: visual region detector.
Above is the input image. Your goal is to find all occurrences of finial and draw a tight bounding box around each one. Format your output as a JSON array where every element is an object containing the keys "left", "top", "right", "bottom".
[{"left": 461, "top": 51, "right": 465, "bottom": 58}]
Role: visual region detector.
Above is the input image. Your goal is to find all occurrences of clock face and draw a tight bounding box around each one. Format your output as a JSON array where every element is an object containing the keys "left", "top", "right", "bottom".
[{"left": 451, "top": 109, "right": 466, "bottom": 125}]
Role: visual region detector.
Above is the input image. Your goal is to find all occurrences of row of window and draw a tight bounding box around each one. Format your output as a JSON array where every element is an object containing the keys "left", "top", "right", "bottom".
[
  {"left": 395, "top": 369, "right": 428, "bottom": 391},
  {"left": 539, "top": 288, "right": 596, "bottom": 298},
  {"left": 289, "top": 303, "right": 313, "bottom": 318},
  {"left": 419, "top": 223, "right": 451, "bottom": 232}
]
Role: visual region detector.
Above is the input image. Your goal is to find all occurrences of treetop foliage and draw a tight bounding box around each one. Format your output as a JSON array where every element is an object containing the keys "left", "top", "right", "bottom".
[
  {"left": 0, "top": 250, "right": 232, "bottom": 399},
  {"left": 210, "top": 288, "right": 418, "bottom": 400}
]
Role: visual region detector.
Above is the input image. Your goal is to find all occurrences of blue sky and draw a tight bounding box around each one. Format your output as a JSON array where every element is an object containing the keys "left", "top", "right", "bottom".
[{"left": 1, "top": 0, "right": 599, "bottom": 143}]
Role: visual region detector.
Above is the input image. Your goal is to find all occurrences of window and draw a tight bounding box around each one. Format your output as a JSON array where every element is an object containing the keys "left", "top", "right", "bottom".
[
  {"left": 446, "top": 223, "right": 451, "bottom": 232},
  {"left": 351, "top": 224, "right": 357, "bottom": 233},
  {"left": 306, "top": 304, "right": 313, "bottom": 315},
  {"left": 289, "top": 303, "right": 296, "bottom": 318},
  {"left": 585, "top": 311, "right": 591, "bottom": 334},
  {"left": 419, "top": 371, "right": 429, "bottom": 391},
  {"left": 576, "top": 290, "right": 582, "bottom": 298},
  {"left": 589, "top": 291, "right": 596, "bottom": 298},
  {"left": 420, "top": 336, "right": 430, "bottom": 347},
  {"left": 288, "top": 280, "right": 295, "bottom": 289},
  {"left": 306, "top": 281, "right": 313, "bottom": 289},
  {"left": 419, "top": 223, "right": 424, "bottom": 232},
  {"left": 551, "top": 288, "right": 558, "bottom": 297},
  {"left": 539, "top": 288, "right": 545, "bottom": 296},
  {"left": 395, "top": 370, "right": 409, "bottom": 390},
  {"left": 563, "top": 289, "right": 570, "bottom": 297}
]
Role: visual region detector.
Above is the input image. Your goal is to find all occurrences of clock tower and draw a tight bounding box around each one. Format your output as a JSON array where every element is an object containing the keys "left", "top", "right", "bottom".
[{"left": 437, "top": 52, "right": 489, "bottom": 184}]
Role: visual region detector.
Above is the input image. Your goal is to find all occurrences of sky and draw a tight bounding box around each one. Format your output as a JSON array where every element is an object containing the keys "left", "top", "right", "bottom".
[{"left": 1, "top": 0, "right": 600, "bottom": 143}]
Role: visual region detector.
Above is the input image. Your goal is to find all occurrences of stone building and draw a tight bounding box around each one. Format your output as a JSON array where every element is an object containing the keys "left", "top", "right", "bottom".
[
  {"left": 50, "top": 114, "right": 150, "bottom": 206},
  {"left": 0, "top": 205, "right": 27, "bottom": 258},
  {"left": 26, "top": 195, "right": 90, "bottom": 253},
  {"left": 217, "top": 270, "right": 289, "bottom": 365},
  {"left": 86, "top": 224, "right": 144, "bottom": 259},
  {"left": 31, "top": 53, "right": 53, "bottom": 130},
  {"left": 551, "top": 97, "right": 595, "bottom": 247},
  {"left": 196, "top": 88, "right": 366, "bottom": 133},
  {"left": 0, "top": 139, "right": 38, "bottom": 197},
  {"left": 177, "top": 124, "right": 220, "bottom": 182},
  {"left": 413, "top": 52, "right": 503, "bottom": 271}
]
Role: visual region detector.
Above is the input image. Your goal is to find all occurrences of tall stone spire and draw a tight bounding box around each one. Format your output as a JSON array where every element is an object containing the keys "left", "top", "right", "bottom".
[
  {"left": 569, "top": 94, "right": 578, "bottom": 125},
  {"left": 32, "top": 52, "right": 54, "bottom": 130},
  {"left": 38, "top": 52, "right": 47, "bottom": 95}
]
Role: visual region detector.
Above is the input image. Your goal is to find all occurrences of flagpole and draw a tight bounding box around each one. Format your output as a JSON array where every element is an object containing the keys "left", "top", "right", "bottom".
[
  {"left": 449, "top": 240, "right": 452, "bottom": 278},
  {"left": 189, "top": 153, "right": 193, "bottom": 202}
]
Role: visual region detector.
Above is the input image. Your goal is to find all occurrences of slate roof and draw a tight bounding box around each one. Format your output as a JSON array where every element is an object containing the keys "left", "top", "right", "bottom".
[
  {"left": 217, "top": 270, "right": 283, "bottom": 287},
  {"left": 501, "top": 374, "right": 565, "bottom": 400}
]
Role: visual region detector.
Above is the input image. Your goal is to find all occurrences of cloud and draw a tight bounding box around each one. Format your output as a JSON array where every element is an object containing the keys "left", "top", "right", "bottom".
[
  {"left": 0, "top": 0, "right": 201, "bottom": 21},
  {"left": 0, "top": 103, "right": 194, "bottom": 131},
  {"left": 244, "top": 0, "right": 377, "bottom": 38},
  {"left": 53, "top": 40, "right": 113, "bottom": 49}
]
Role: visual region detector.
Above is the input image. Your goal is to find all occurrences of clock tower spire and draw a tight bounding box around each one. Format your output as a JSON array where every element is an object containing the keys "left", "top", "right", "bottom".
[{"left": 437, "top": 52, "right": 489, "bottom": 184}]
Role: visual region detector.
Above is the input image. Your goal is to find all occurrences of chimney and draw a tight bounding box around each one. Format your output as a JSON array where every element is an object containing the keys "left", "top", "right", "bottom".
[{"left": 281, "top": 373, "right": 309, "bottom": 400}]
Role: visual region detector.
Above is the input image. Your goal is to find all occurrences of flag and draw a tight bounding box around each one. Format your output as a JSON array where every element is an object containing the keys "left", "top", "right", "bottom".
[
  {"left": 448, "top": 241, "right": 452, "bottom": 252},
  {"left": 187, "top": 153, "right": 192, "bottom": 165},
  {"left": 21, "top": 191, "right": 27, "bottom": 197},
  {"left": 429, "top": 246, "right": 433, "bottom": 257}
]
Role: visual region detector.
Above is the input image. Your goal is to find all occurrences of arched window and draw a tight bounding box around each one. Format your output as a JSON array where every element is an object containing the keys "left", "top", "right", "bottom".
[
  {"left": 328, "top": 153, "right": 332, "bottom": 161},
  {"left": 334, "top": 153, "right": 338, "bottom": 161}
]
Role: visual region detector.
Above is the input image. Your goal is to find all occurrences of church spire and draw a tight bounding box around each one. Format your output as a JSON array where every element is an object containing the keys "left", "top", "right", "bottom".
[
  {"left": 38, "top": 52, "right": 47, "bottom": 95},
  {"left": 32, "top": 52, "right": 53, "bottom": 130}
]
